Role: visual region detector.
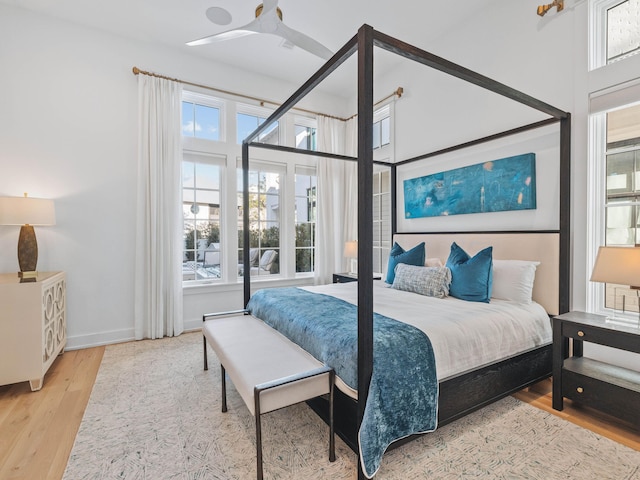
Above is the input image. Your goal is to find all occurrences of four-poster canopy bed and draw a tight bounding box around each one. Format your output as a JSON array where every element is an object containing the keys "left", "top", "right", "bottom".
[{"left": 238, "top": 24, "right": 571, "bottom": 479}]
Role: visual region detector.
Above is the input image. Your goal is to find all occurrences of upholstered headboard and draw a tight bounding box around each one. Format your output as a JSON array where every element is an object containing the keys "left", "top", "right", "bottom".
[{"left": 393, "top": 232, "right": 560, "bottom": 315}]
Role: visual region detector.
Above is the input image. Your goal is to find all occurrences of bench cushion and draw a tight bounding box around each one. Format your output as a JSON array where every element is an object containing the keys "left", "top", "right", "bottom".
[{"left": 203, "top": 315, "right": 330, "bottom": 415}]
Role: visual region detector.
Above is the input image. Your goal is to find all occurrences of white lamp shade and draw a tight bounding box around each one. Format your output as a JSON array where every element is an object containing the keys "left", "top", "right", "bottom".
[
  {"left": 590, "top": 246, "right": 640, "bottom": 288},
  {"left": 0, "top": 196, "right": 56, "bottom": 226},
  {"left": 344, "top": 240, "right": 358, "bottom": 258}
]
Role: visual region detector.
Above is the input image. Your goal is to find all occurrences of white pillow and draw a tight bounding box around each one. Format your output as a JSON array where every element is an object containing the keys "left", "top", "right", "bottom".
[
  {"left": 425, "top": 257, "right": 443, "bottom": 267},
  {"left": 492, "top": 260, "right": 540, "bottom": 304}
]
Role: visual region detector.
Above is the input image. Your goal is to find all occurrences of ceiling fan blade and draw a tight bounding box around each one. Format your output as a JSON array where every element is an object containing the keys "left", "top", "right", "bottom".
[
  {"left": 275, "top": 23, "right": 333, "bottom": 60},
  {"left": 187, "top": 19, "right": 260, "bottom": 46}
]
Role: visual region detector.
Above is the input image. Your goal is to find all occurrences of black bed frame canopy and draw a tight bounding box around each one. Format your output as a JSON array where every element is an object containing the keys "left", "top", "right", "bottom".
[{"left": 241, "top": 24, "right": 570, "bottom": 479}]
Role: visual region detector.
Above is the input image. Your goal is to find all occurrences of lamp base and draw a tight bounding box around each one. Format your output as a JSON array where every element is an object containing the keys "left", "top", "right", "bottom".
[
  {"left": 18, "top": 271, "right": 38, "bottom": 279},
  {"left": 17, "top": 224, "right": 38, "bottom": 274}
]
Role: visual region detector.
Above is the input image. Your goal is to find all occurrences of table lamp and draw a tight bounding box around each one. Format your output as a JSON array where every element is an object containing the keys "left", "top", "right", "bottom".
[
  {"left": 344, "top": 240, "right": 358, "bottom": 275},
  {"left": 0, "top": 193, "right": 56, "bottom": 278},
  {"left": 590, "top": 245, "right": 640, "bottom": 324}
]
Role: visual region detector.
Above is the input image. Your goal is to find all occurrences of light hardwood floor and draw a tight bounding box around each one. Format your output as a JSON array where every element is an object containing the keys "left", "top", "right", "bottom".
[{"left": 1, "top": 346, "right": 638, "bottom": 480}]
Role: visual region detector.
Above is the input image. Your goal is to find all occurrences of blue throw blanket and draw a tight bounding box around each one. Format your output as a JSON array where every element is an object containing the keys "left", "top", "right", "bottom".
[{"left": 247, "top": 287, "right": 438, "bottom": 478}]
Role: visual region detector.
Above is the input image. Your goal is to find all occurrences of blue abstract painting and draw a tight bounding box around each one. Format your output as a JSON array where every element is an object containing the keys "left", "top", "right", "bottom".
[{"left": 404, "top": 153, "right": 536, "bottom": 218}]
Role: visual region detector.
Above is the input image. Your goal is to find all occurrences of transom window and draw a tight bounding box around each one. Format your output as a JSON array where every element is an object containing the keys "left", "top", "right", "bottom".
[
  {"left": 181, "top": 92, "right": 224, "bottom": 141},
  {"left": 607, "top": 0, "right": 640, "bottom": 63},
  {"left": 295, "top": 125, "right": 317, "bottom": 151},
  {"left": 591, "top": 0, "right": 640, "bottom": 69},
  {"left": 237, "top": 111, "right": 279, "bottom": 145},
  {"left": 373, "top": 105, "right": 391, "bottom": 150}
]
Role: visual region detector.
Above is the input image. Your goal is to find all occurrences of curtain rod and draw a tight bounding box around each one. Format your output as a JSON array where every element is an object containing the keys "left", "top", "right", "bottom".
[{"left": 132, "top": 66, "right": 402, "bottom": 122}]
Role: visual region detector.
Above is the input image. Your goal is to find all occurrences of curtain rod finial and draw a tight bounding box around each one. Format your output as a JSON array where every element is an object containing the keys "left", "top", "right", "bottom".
[
  {"left": 396, "top": 87, "right": 404, "bottom": 98},
  {"left": 132, "top": 66, "right": 141, "bottom": 75}
]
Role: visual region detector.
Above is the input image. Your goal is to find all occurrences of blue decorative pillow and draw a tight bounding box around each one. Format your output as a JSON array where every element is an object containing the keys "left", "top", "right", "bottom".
[
  {"left": 385, "top": 242, "right": 425, "bottom": 284},
  {"left": 445, "top": 242, "right": 493, "bottom": 303}
]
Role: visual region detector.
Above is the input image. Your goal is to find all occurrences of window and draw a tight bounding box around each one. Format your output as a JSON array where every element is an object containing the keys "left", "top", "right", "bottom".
[
  {"left": 237, "top": 164, "right": 281, "bottom": 277},
  {"left": 181, "top": 92, "right": 224, "bottom": 141},
  {"left": 295, "top": 167, "right": 317, "bottom": 273},
  {"left": 182, "top": 153, "right": 224, "bottom": 281},
  {"left": 607, "top": 0, "right": 640, "bottom": 63},
  {"left": 591, "top": 0, "right": 640, "bottom": 69},
  {"left": 373, "top": 105, "right": 391, "bottom": 150},
  {"left": 237, "top": 113, "right": 279, "bottom": 145},
  {"left": 602, "top": 104, "right": 640, "bottom": 312},
  {"left": 372, "top": 168, "right": 392, "bottom": 274},
  {"left": 295, "top": 124, "right": 317, "bottom": 151},
  {"left": 605, "top": 104, "right": 640, "bottom": 246}
]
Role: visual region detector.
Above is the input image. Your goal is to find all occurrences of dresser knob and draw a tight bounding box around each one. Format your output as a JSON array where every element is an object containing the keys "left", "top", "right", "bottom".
[
  {"left": 577, "top": 331, "right": 585, "bottom": 337},
  {"left": 577, "top": 387, "right": 584, "bottom": 393}
]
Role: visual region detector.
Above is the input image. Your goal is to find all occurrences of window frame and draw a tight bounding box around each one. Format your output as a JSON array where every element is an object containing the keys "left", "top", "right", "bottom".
[
  {"left": 182, "top": 91, "right": 226, "bottom": 143},
  {"left": 590, "top": 0, "right": 640, "bottom": 70},
  {"left": 294, "top": 164, "right": 317, "bottom": 275},
  {"left": 236, "top": 158, "right": 286, "bottom": 278},
  {"left": 182, "top": 151, "right": 227, "bottom": 285},
  {"left": 587, "top": 101, "right": 640, "bottom": 322},
  {"left": 236, "top": 103, "right": 281, "bottom": 145}
]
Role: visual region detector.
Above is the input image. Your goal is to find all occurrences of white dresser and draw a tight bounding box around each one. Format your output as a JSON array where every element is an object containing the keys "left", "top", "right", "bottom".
[{"left": 0, "top": 271, "right": 66, "bottom": 391}]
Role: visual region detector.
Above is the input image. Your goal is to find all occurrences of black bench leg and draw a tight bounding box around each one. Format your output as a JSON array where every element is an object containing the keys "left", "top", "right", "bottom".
[
  {"left": 255, "top": 391, "right": 264, "bottom": 480},
  {"left": 329, "top": 370, "right": 335, "bottom": 462},
  {"left": 203, "top": 336, "right": 208, "bottom": 371},
  {"left": 221, "top": 365, "right": 228, "bottom": 413}
]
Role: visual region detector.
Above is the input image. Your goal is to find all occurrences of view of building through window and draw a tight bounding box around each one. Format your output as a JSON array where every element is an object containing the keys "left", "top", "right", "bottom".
[
  {"left": 604, "top": 103, "right": 640, "bottom": 310},
  {"left": 237, "top": 168, "right": 281, "bottom": 277},
  {"left": 182, "top": 155, "right": 222, "bottom": 281},
  {"left": 180, "top": 93, "right": 393, "bottom": 284}
]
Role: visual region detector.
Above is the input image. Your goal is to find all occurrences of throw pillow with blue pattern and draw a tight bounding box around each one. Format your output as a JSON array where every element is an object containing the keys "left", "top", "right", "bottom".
[{"left": 392, "top": 263, "right": 452, "bottom": 298}]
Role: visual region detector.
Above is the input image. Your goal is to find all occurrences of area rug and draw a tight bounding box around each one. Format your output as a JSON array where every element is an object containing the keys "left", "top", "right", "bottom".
[{"left": 64, "top": 332, "right": 640, "bottom": 479}]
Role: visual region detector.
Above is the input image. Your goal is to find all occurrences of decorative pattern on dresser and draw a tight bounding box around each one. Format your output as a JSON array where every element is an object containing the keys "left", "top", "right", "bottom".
[{"left": 0, "top": 271, "right": 67, "bottom": 391}]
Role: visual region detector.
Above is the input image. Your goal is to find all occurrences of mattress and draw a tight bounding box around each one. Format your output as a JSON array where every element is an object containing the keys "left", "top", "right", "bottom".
[{"left": 302, "top": 281, "right": 552, "bottom": 398}]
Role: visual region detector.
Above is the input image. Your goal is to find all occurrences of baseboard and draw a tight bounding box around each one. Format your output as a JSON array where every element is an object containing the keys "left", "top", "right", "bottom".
[
  {"left": 65, "top": 322, "right": 204, "bottom": 351},
  {"left": 65, "top": 328, "right": 136, "bottom": 350}
]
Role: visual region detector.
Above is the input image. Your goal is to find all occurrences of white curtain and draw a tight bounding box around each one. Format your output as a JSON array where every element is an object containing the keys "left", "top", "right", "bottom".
[
  {"left": 134, "top": 75, "right": 184, "bottom": 340},
  {"left": 315, "top": 116, "right": 358, "bottom": 284}
]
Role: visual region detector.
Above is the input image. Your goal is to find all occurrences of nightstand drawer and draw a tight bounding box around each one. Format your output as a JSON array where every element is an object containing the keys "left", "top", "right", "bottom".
[
  {"left": 562, "top": 370, "right": 640, "bottom": 426},
  {"left": 561, "top": 323, "right": 640, "bottom": 352}
]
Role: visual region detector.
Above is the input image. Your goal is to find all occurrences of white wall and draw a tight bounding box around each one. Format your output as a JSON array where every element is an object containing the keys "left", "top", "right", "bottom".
[
  {"left": 363, "top": 1, "right": 640, "bottom": 370},
  {"left": 0, "top": 4, "right": 344, "bottom": 349}
]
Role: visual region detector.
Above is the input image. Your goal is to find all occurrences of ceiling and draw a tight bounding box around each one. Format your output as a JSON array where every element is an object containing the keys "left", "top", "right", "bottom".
[{"left": 1, "top": 0, "right": 495, "bottom": 97}]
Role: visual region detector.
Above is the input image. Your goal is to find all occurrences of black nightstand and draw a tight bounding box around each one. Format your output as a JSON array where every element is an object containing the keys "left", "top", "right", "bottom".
[
  {"left": 552, "top": 311, "right": 640, "bottom": 427},
  {"left": 333, "top": 273, "right": 358, "bottom": 283},
  {"left": 332, "top": 273, "right": 381, "bottom": 283}
]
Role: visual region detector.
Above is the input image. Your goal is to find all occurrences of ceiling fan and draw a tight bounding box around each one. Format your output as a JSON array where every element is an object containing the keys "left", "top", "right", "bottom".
[{"left": 186, "top": 0, "right": 333, "bottom": 60}]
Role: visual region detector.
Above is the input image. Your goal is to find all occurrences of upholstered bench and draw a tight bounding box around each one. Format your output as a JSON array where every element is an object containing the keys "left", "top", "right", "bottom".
[{"left": 202, "top": 310, "right": 335, "bottom": 480}]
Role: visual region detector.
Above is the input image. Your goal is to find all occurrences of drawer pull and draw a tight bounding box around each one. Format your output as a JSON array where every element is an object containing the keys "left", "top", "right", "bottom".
[
  {"left": 576, "top": 387, "right": 584, "bottom": 393},
  {"left": 577, "top": 331, "right": 585, "bottom": 337}
]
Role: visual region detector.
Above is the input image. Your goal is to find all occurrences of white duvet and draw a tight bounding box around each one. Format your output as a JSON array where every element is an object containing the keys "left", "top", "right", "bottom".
[{"left": 302, "top": 281, "right": 551, "bottom": 397}]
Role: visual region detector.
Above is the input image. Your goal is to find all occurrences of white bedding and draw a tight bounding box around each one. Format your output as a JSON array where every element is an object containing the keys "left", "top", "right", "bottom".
[{"left": 302, "top": 281, "right": 552, "bottom": 398}]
